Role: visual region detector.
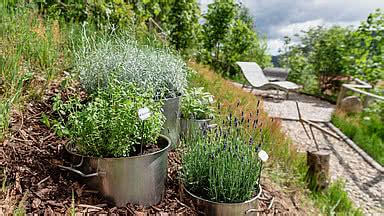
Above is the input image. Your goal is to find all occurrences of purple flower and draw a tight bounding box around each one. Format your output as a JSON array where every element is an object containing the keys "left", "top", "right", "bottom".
[
  {"left": 223, "top": 143, "right": 227, "bottom": 150},
  {"left": 249, "top": 137, "right": 253, "bottom": 145}
]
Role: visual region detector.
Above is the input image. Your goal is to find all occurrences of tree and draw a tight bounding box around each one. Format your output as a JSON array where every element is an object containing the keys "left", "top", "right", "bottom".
[
  {"left": 202, "top": 0, "right": 237, "bottom": 63},
  {"left": 308, "top": 26, "right": 351, "bottom": 93},
  {"left": 168, "top": 0, "right": 200, "bottom": 52},
  {"left": 348, "top": 9, "right": 384, "bottom": 83},
  {"left": 201, "top": 0, "right": 271, "bottom": 76}
]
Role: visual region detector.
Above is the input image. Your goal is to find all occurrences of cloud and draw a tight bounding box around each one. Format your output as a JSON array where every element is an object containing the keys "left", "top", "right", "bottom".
[{"left": 199, "top": 0, "right": 384, "bottom": 55}]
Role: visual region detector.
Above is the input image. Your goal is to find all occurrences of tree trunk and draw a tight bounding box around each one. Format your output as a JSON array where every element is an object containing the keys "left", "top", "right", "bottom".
[{"left": 306, "top": 150, "right": 331, "bottom": 191}]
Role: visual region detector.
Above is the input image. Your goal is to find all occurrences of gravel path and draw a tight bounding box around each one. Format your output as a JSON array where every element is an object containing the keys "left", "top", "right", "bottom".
[
  {"left": 232, "top": 84, "right": 383, "bottom": 214},
  {"left": 281, "top": 121, "right": 383, "bottom": 214}
]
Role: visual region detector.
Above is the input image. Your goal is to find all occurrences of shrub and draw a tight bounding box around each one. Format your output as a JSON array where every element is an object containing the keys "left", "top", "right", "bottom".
[
  {"left": 180, "top": 87, "right": 215, "bottom": 119},
  {"left": 182, "top": 109, "right": 269, "bottom": 202},
  {"left": 75, "top": 33, "right": 188, "bottom": 98},
  {"left": 53, "top": 82, "right": 165, "bottom": 157}
]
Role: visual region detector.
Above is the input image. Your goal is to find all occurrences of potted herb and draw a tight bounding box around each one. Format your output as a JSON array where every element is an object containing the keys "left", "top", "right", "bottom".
[
  {"left": 181, "top": 110, "right": 269, "bottom": 215},
  {"left": 180, "top": 87, "right": 215, "bottom": 136},
  {"left": 75, "top": 34, "right": 188, "bottom": 146},
  {"left": 55, "top": 83, "right": 170, "bottom": 207}
]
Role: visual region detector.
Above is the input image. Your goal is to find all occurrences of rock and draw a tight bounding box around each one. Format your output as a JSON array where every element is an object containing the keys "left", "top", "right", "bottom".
[{"left": 339, "top": 96, "right": 363, "bottom": 113}]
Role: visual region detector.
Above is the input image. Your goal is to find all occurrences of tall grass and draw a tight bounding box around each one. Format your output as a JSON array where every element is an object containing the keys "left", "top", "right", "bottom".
[
  {"left": 0, "top": 6, "right": 77, "bottom": 139},
  {"left": 332, "top": 109, "right": 383, "bottom": 165}
]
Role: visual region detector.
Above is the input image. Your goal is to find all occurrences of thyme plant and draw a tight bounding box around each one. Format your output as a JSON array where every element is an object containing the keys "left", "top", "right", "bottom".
[
  {"left": 180, "top": 87, "right": 215, "bottom": 119},
  {"left": 75, "top": 33, "right": 188, "bottom": 98},
  {"left": 182, "top": 108, "right": 269, "bottom": 202},
  {"left": 53, "top": 82, "right": 165, "bottom": 157}
]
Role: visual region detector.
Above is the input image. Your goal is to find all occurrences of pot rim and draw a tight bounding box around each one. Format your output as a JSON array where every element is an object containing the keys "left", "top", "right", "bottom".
[
  {"left": 183, "top": 183, "right": 263, "bottom": 206},
  {"left": 181, "top": 117, "right": 212, "bottom": 122},
  {"left": 65, "top": 135, "right": 171, "bottom": 160},
  {"left": 163, "top": 95, "right": 182, "bottom": 101}
]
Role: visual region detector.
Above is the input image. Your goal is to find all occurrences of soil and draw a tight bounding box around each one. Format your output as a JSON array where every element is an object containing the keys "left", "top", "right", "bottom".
[{"left": 0, "top": 83, "right": 305, "bottom": 215}]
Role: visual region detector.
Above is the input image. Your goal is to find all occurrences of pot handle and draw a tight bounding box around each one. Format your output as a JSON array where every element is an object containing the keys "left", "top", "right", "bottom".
[
  {"left": 245, "top": 209, "right": 261, "bottom": 215},
  {"left": 58, "top": 165, "right": 99, "bottom": 178}
]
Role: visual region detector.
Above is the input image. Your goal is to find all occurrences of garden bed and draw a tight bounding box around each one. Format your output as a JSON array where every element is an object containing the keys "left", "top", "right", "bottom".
[{"left": 0, "top": 82, "right": 300, "bottom": 214}]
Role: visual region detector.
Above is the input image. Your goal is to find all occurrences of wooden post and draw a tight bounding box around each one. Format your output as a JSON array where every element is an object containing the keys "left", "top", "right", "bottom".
[
  {"left": 336, "top": 86, "right": 347, "bottom": 109},
  {"left": 306, "top": 150, "right": 331, "bottom": 191}
]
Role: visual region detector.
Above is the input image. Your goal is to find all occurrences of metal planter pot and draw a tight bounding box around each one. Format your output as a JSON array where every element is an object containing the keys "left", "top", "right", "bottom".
[
  {"left": 180, "top": 118, "right": 211, "bottom": 138},
  {"left": 61, "top": 135, "right": 171, "bottom": 207},
  {"left": 183, "top": 185, "right": 262, "bottom": 216},
  {"left": 161, "top": 96, "right": 181, "bottom": 147}
]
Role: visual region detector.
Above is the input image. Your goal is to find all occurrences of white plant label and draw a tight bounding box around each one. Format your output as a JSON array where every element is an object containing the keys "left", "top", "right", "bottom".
[
  {"left": 208, "top": 96, "right": 214, "bottom": 104},
  {"left": 258, "top": 150, "right": 269, "bottom": 162},
  {"left": 138, "top": 107, "right": 151, "bottom": 121}
]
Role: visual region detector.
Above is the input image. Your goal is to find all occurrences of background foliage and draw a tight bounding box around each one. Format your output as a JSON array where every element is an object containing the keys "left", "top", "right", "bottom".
[{"left": 280, "top": 9, "right": 384, "bottom": 95}]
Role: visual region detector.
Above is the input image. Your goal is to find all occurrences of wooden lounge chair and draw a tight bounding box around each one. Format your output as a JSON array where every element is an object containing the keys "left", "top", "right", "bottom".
[{"left": 236, "top": 62, "right": 301, "bottom": 99}]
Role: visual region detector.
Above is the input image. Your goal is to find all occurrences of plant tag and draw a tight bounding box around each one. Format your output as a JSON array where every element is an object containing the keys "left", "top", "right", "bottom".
[
  {"left": 138, "top": 107, "right": 151, "bottom": 121},
  {"left": 208, "top": 96, "right": 214, "bottom": 104},
  {"left": 258, "top": 150, "right": 269, "bottom": 162}
]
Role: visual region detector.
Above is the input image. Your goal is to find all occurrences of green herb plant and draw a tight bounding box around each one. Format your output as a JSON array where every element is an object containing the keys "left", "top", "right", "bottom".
[
  {"left": 180, "top": 87, "right": 215, "bottom": 119},
  {"left": 75, "top": 33, "right": 188, "bottom": 98},
  {"left": 182, "top": 107, "right": 269, "bottom": 203},
  {"left": 53, "top": 82, "right": 165, "bottom": 157}
]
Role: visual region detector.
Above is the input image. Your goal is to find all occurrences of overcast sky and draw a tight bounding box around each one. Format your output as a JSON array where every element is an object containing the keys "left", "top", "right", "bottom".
[{"left": 199, "top": 0, "right": 384, "bottom": 55}]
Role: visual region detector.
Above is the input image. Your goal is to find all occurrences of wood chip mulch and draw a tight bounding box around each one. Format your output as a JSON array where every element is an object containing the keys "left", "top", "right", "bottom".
[{"left": 0, "top": 83, "right": 299, "bottom": 215}]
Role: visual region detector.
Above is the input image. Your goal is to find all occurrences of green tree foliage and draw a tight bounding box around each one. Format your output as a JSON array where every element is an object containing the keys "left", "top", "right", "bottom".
[
  {"left": 281, "top": 9, "right": 384, "bottom": 94},
  {"left": 347, "top": 9, "right": 384, "bottom": 83},
  {"left": 307, "top": 26, "right": 351, "bottom": 93},
  {"left": 202, "top": 0, "right": 237, "bottom": 62},
  {"left": 201, "top": 0, "right": 271, "bottom": 77},
  {"left": 168, "top": 0, "right": 200, "bottom": 52}
]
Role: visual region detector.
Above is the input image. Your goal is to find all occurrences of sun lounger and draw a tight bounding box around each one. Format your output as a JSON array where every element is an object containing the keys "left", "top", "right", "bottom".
[{"left": 236, "top": 62, "right": 301, "bottom": 98}]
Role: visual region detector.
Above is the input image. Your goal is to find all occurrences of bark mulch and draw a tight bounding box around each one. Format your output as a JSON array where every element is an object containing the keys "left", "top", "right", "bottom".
[{"left": 0, "top": 84, "right": 300, "bottom": 215}]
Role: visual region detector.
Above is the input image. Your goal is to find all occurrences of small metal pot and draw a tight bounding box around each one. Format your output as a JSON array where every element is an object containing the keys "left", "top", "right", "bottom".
[
  {"left": 180, "top": 118, "right": 212, "bottom": 137},
  {"left": 60, "top": 135, "right": 171, "bottom": 207},
  {"left": 161, "top": 96, "right": 181, "bottom": 147},
  {"left": 183, "top": 185, "right": 262, "bottom": 216}
]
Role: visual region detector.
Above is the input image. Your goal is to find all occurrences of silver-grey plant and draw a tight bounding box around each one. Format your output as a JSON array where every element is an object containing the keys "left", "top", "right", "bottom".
[{"left": 75, "top": 32, "right": 188, "bottom": 98}]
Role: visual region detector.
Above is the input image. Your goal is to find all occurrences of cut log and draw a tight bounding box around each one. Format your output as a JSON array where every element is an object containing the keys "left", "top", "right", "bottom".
[{"left": 306, "top": 150, "right": 331, "bottom": 191}]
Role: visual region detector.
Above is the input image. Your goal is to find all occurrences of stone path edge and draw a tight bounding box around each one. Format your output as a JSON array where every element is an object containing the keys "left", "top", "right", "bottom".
[{"left": 326, "top": 122, "right": 384, "bottom": 173}]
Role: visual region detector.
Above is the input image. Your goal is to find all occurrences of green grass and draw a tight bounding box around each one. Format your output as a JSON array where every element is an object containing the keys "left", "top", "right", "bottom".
[
  {"left": 0, "top": 5, "right": 82, "bottom": 139},
  {"left": 312, "top": 180, "right": 363, "bottom": 216},
  {"left": 332, "top": 110, "right": 384, "bottom": 166}
]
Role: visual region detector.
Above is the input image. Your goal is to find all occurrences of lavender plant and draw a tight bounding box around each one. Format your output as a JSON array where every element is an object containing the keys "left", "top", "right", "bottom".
[
  {"left": 180, "top": 87, "right": 215, "bottom": 119},
  {"left": 75, "top": 32, "right": 188, "bottom": 98},
  {"left": 182, "top": 107, "right": 269, "bottom": 202},
  {"left": 53, "top": 81, "right": 165, "bottom": 157}
]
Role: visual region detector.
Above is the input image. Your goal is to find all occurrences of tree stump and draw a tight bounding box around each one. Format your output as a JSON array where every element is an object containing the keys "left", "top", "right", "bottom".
[{"left": 306, "top": 150, "right": 331, "bottom": 191}]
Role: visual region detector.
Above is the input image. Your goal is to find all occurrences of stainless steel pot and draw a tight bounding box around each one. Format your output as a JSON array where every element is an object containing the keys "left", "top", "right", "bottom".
[
  {"left": 180, "top": 118, "right": 211, "bottom": 137},
  {"left": 161, "top": 96, "right": 181, "bottom": 147},
  {"left": 183, "top": 185, "right": 262, "bottom": 216},
  {"left": 60, "top": 135, "right": 171, "bottom": 207}
]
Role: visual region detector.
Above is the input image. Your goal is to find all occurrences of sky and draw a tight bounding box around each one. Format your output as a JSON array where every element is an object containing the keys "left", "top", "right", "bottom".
[{"left": 199, "top": 0, "right": 384, "bottom": 55}]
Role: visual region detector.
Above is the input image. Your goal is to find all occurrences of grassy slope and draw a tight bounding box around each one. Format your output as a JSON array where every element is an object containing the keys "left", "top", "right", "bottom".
[
  {"left": 0, "top": 7, "right": 77, "bottom": 139},
  {"left": 332, "top": 111, "right": 383, "bottom": 165},
  {"left": 188, "top": 62, "right": 363, "bottom": 215}
]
